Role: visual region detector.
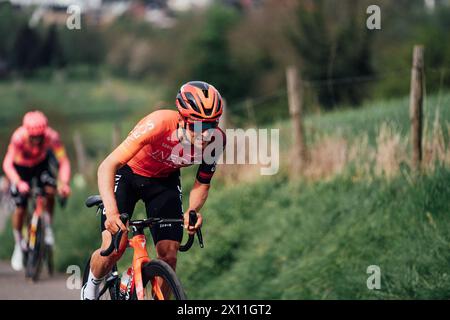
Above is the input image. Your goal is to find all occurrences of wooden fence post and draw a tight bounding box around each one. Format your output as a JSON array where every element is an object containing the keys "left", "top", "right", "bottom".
[
  {"left": 409, "top": 45, "right": 424, "bottom": 172},
  {"left": 287, "top": 66, "right": 307, "bottom": 177},
  {"left": 73, "top": 130, "right": 88, "bottom": 177}
]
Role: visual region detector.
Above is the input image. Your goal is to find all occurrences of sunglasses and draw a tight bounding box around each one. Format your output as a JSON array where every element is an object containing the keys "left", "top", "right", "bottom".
[{"left": 186, "top": 121, "right": 218, "bottom": 132}]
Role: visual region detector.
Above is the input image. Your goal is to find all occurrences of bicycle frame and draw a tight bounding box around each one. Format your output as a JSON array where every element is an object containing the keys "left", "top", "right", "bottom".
[
  {"left": 28, "top": 194, "right": 45, "bottom": 250},
  {"left": 127, "top": 231, "right": 164, "bottom": 300},
  {"left": 85, "top": 195, "right": 203, "bottom": 300}
]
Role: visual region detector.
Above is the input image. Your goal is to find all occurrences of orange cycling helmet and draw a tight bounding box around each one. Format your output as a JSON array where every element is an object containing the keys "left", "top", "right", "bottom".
[
  {"left": 176, "top": 81, "right": 223, "bottom": 122},
  {"left": 23, "top": 111, "right": 48, "bottom": 136}
]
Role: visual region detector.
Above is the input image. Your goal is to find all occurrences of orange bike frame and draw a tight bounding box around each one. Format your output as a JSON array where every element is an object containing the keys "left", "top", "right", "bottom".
[
  {"left": 28, "top": 195, "right": 45, "bottom": 249},
  {"left": 128, "top": 234, "right": 165, "bottom": 300}
]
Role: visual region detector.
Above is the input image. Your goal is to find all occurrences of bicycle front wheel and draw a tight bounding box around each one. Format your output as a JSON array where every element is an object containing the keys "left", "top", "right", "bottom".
[
  {"left": 26, "top": 218, "right": 45, "bottom": 282},
  {"left": 139, "top": 259, "right": 187, "bottom": 300}
]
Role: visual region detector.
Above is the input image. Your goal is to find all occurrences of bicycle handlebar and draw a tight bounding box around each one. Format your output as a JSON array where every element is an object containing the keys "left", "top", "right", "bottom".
[
  {"left": 100, "top": 213, "right": 129, "bottom": 257},
  {"left": 97, "top": 208, "right": 204, "bottom": 257},
  {"left": 25, "top": 180, "right": 69, "bottom": 209},
  {"left": 179, "top": 210, "right": 204, "bottom": 252}
]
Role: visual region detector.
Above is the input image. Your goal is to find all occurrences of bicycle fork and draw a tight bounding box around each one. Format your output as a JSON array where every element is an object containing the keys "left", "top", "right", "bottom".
[
  {"left": 28, "top": 197, "right": 46, "bottom": 250},
  {"left": 130, "top": 233, "right": 151, "bottom": 300}
]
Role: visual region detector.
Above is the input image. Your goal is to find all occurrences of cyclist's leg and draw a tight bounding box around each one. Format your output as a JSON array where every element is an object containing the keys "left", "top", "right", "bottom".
[
  {"left": 142, "top": 171, "right": 183, "bottom": 297},
  {"left": 143, "top": 171, "right": 183, "bottom": 268},
  {"left": 155, "top": 240, "right": 180, "bottom": 270},
  {"left": 10, "top": 164, "right": 32, "bottom": 238},
  {"left": 87, "top": 231, "right": 126, "bottom": 279},
  {"left": 85, "top": 165, "right": 137, "bottom": 299},
  {"left": 10, "top": 164, "right": 33, "bottom": 236},
  {"left": 11, "top": 194, "right": 27, "bottom": 246},
  {"left": 9, "top": 165, "right": 31, "bottom": 271},
  {"left": 10, "top": 193, "right": 27, "bottom": 243},
  {"left": 37, "top": 156, "right": 57, "bottom": 221},
  {"left": 33, "top": 158, "right": 58, "bottom": 246},
  {"left": 10, "top": 202, "right": 27, "bottom": 271}
]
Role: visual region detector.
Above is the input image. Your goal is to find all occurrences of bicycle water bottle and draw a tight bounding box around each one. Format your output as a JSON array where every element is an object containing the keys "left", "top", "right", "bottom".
[{"left": 119, "top": 267, "right": 132, "bottom": 300}]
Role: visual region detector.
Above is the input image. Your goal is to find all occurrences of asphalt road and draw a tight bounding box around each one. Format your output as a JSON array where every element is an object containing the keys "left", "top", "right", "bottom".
[{"left": 0, "top": 261, "right": 79, "bottom": 300}]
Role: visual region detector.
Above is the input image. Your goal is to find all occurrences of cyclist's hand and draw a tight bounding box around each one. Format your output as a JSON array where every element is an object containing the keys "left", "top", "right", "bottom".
[
  {"left": 58, "top": 183, "right": 71, "bottom": 197},
  {"left": 184, "top": 210, "right": 203, "bottom": 236},
  {"left": 17, "top": 180, "right": 30, "bottom": 194},
  {"left": 105, "top": 213, "right": 127, "bottom": 234}
]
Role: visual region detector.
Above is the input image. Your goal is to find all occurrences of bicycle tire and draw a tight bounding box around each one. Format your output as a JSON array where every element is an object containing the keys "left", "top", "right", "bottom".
[
  {"left": 82, "top": 257, "right": 119, "bottom": 300},
  {"left": 138, "top": 259, "right": 187, "bottom": 300},
  {"left": 26, "top": 218, "right": 45, "bottom": 282}
]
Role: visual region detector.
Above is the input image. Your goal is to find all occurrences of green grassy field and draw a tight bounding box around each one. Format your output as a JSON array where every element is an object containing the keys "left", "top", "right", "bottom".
[
  {"left": 177, "top": 166, "right": 450, "bottom": 299},
  {"left": 305, "top": 93, "right": 450, "bottom": 143},
  {"left": 1, "top": 165, "right": 448, "bottom": 299},
  {"left": 273, "top": 92, "right": 450, "bottom": 149}
]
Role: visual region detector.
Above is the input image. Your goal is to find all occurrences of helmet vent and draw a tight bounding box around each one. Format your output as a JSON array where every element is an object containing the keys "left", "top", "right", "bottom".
[
  {"left": 215, "top": 97, "right": 222, "bottom": 113},
  {"left": 184, "top": 92, "right": 201, "bottom": 113},
  {"left": 177, "top": 97, "right": 188, "bottom": 109},
  {"left": 204, "top": 93, "right": 215, "bottom": 116}
]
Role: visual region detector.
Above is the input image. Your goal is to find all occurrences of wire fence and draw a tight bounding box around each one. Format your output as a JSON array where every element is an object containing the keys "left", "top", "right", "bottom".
[{"left": 226, "top": 66, "right": 450, "bottom": 128}]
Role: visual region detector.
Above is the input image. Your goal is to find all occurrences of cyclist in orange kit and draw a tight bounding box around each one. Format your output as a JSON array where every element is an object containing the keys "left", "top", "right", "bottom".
[{"left": 82, "top": 81, "right": 226, "bottom": 300}]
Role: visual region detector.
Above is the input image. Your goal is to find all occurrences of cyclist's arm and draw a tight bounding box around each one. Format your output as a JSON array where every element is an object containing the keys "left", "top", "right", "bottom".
[
  {"left": 98, "top": 115, "right": 161, "bottom": 221},
  {"left": 97, "top": 151, "right": 126, "bottom": 221},
  {"left": 50, "top": 133, "right": 71, "bottom": 186},
  {"left": 188, "top": 180, "right": 210, "bottom": 213},
  {"left": 2, "top": 143, "right": 21, "bottom": 185},
  {"left": 58, "top": 155, "right": 71, "bottom": 185}
]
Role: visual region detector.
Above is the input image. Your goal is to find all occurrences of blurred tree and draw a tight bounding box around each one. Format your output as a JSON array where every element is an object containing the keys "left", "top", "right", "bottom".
[
  {"left": 228, "top": 0, "right": 290, "bottom": 97},
  {"left": 370, "top": 0, "right": 450, "bottom": 98},
  {"left": 416, "top": 6, "right": 450, "bottom": 94},
  {"left": 105, "top": 13, "right": 158, "bottom": 78},
  {"left": 289, "top": 0, "right": 375, "bottom": 109},
  {"left": 11, "top": 25, "right": 43, "bottom": 75},
  {"left": 0, "top": 3, "right": 28, "bottom": 76},
  {"left": 185, "top": 4, "right": 243, "bottom": 102},
  {"left": 59, "top": 21, "right": 105, "bottom": 67},
  {"left": 40, "top": 25, "right": 66, "bottom": 69}
]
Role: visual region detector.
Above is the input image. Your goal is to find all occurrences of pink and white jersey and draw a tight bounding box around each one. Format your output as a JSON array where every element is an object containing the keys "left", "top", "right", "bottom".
[
  {"left": 2, "top": 126, "right": 70, "bottom": 185},
  {"left": 8, "top": 127, "right": 63, "bottom": 167}
]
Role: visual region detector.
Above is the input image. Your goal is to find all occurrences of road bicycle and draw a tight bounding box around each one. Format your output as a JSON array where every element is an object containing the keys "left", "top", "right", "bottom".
[
  {"left": 82, "top": 195, "right": 203, "bottom": 300},
  {"left": 24, "top": 178, "right": 60, "bottom": 282}
]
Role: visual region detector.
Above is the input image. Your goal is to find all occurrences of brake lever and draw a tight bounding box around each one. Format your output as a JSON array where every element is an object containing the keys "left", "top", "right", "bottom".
[
  {"left": 100, "top": 213, "right": 129, "bottom": 256},
  {"left": 113, "top": 230, "right": 123, "bottom": 253},
  {"left": 115, "top": 214, "right": 129, "bottom": 252},
  {"left": 197, "top": 227, "right": 204, "bottom": 248},
  {"left": 189, "top": 210, "right": 204, "bottom": 249}
]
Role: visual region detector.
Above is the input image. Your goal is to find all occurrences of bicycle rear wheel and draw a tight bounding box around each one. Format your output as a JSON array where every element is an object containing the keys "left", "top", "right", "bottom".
[
  {"left": 26, "top": 218, "right": 45, "bottom": 282},
  {"left": 138, "top": 259, "right": 187, "bottom": 300},
  {"left": 82, "top": 257, "right": 119, "bottom": 300}
]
